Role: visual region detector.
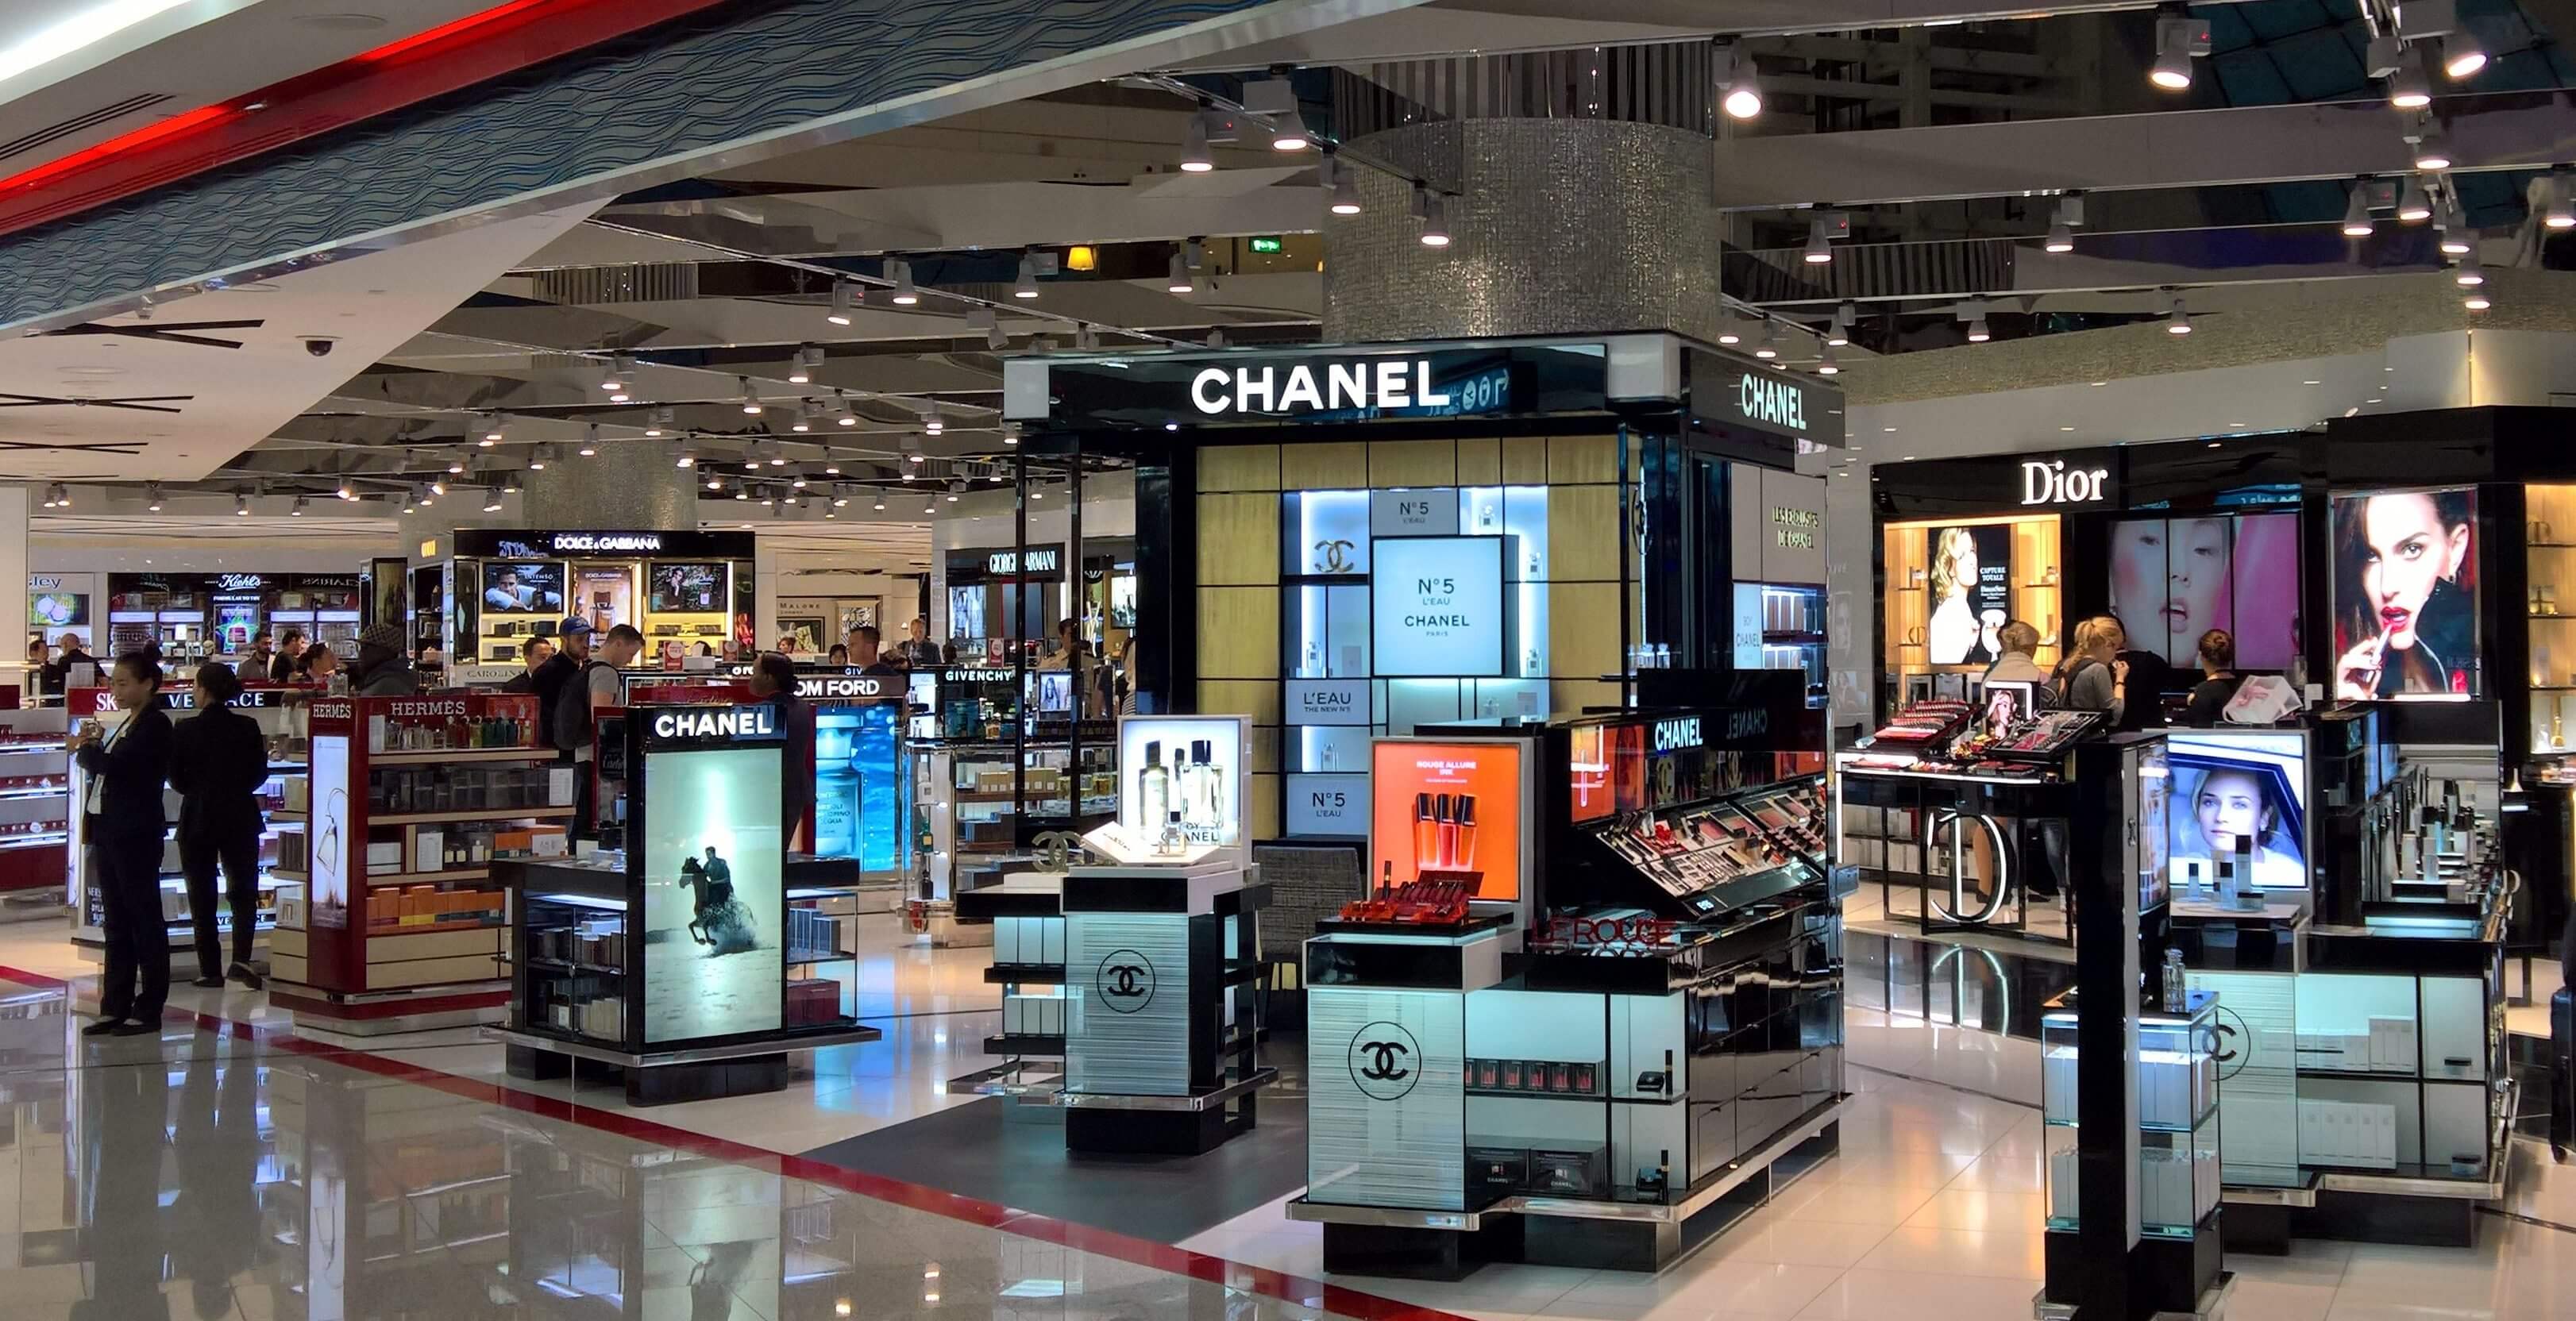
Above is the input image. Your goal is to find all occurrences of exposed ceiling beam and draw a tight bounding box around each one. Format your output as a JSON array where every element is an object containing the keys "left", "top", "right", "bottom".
[{"left": 1710, "top": 91, "right": 2576, "bottom": 210}]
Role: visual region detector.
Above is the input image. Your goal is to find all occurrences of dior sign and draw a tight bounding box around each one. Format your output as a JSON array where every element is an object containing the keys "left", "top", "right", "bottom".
[{"left": 2021, "top": 459, "right": 2110, "bottom": 506}]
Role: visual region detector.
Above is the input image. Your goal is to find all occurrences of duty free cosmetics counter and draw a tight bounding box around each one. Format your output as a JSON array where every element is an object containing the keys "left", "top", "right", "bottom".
[{"left": 492, "top": 702, "right": 880, "bottom": 1104}]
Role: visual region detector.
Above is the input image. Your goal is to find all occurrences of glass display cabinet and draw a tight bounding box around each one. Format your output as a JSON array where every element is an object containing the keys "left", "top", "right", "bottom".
[{"left": 2041, "top": 988, "right": 2221, "bottom": 1241}]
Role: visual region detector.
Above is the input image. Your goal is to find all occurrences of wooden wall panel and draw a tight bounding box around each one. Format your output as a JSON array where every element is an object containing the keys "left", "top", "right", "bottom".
[
  {"left": 1196, "top": 587, "right": 1279, "bottom": 679},
  {"left": 1368, "top": 439, "right": 1456, "bottom": 488},
  {"left": 1248, "top": 772, "right": 1283, "bottom": 840},
  {"left": 1200, "top": 444, "right": 1282, "bottom": 492},
  {"left": 1283, "top": 441, "right": 1369, "bottom": 491},
  {"left": 1548, "top": 433, "right": 1620, "bottom": 485},
  {"left": 1502, "top": 437, "right": 1548, "bottom": 485},
  {"left": 1196, "top": 679, "right": 1282, "bottom": 728},
  {"left": 1195, "top": 493, "right": 1279, "bottom": 587},
  {"left": 1546, "top": 485, "right": 1623, "bottom": 583},
  {"left": 1551, "top": 678, "right": 1623, "bottom": 715},
  {"left": 1457, "top": 437, "right": 1502, "bottom": 486},
  {"left": 1549, "top": 581, "right": 1623, "bottom": 684}
]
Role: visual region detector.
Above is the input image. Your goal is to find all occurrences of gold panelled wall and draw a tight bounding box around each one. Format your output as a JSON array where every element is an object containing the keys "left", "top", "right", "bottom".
[{"left": 1194, "top": 432, "right": 1631, "bottom": 838}]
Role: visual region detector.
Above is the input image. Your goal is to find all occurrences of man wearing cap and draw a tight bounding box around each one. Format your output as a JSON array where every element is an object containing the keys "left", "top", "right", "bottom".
[{"left": 349, "top": 622, "right": 417, "bottom": 696}]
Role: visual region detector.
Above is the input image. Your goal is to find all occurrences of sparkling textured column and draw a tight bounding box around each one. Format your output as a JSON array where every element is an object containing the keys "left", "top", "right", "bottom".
[
  {"left": 1325, "top": 119, "right": 1724, "bottom": 343},
  {"left": 514, "top": 443, "right": 701, "bottom": 530}
]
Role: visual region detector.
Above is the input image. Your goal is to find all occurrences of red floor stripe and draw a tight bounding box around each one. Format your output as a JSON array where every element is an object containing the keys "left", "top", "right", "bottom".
[{"left": 0, "top": 961, "right": 1469, "bottom": 1321}]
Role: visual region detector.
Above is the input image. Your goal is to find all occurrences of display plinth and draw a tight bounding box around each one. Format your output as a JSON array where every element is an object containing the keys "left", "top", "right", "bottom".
[
  {"left": 490, "top": 703, "right": 878, "bottom": 1105},
  {"left": 1058, "top": 858, "right": 1270, "bottom": 1153}
]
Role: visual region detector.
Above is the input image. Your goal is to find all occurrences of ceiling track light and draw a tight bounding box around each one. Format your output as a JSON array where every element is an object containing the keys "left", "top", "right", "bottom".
[
  {"left": 1206, "top": 328, "right": 1228, "bottom": 349},
  {"left": 1074, "top": 324, "right": 1098, "bottom": 352},
  {"left": 2045, "top": 220, "right": 2074, "bottom": 252},
  {"left": 2342, "top": 183, "right": 2377, "bottom": 237},
  {"left": 290, "top": 495, "right": 307, "bottom": 516},
  {"left": 1180, "top": 108, "right": 1214, "bottom": 173},
  {"left": 1167, "top": 252, "right": 1194, "bottom": 294},
  {"left": 2150, "top": 12, "right": 2204, "bottom": 91},
  {"left": 1815, "top": 346, "right": 1840, "bottom": 376},
  {"left": 834, "top": 393, "right": 858, "bottom": 426},
  {"left": 2443, "top": 31, "right": 2488, "bottom": 80},
  {"left": 234, "top": 491, "right": 249, "bottom": 516},
  {"left": 1715, "top": 40, "right": 1762, "bottom": 120},
  {"left": 2439, "top": 202, "right": 2473, "bottom": 253},
  {"left": 827, "top": 281, "right": 857, "bottom": 325},
  {"left": 2412, "top": 127, "right": 2454, "bottom": 172},
  {"left": 1802, "top": 214, "right": 1834, "bottom": 264},
  {"left": 1418, "top": 190, "right": 1451, "bottom": 247},
  {"left": 792, "top": 399, "right": 819, "bottom": 433},
  {"left": 446, "top": 452, "right": 468, "bottom": 475},
  {"left": 2165, "top": 293, "right": 2193, "bottom": 334},
  {"left": 144, "top": 482, "right": 163, "bottom": 511},
  {"left": 1013, "top": 254, "right": 1040, "bottom": 300},
  {"left": 2464, "top": 287, "right": 2493, "bottom": 311},
  {"left": 2389, "top": 49, "right": 2434, "bottom": 109},
  {"left": 789, "top": 344, "right": 823, "bottom": 384},
  {"left": 738, "top": 376, "right": 763, "bottom": 414},
  {"left": 530, "top": 445, "right": 555, "bottom": 471},
  {"left": 1828, "top": 301, "right": 1855, "bottom": 347},
  {"left": 2397, "top": 175, "right": 2434, "bottom": 221},
  {"left": 889, "top": 259, "right": 920, "bottom": 306},
  {"left": 1325, "top": 152, "right": 1362, "bottom": 214},
  {"left": 2454, "top": 248, "right": 2485, "bottom": 286},
  {"left": 1753, "top": 322, "right": 1779, "bottom": 360},
  {"left": 676, "top": 443, "right": 697, "bottom": 469},
  {"left": 2545, "top": 170, "right": 2575, "bottom": 229},
  {"left": 1715, "top": 318, "right": 1743, "bottom": 346},
  {"left": 1271, "top": 103, "right": 1312, "bottom": 152},
  {"left": 1966, "top": 315, "right": 1992, "bottom": 343},
  {"left": 922, "top": 405, "right": 945, "bottom": 436}
]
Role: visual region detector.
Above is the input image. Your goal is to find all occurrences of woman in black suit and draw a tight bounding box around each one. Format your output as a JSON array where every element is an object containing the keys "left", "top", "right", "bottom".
[
  {"left": 74, "top": 652, "right": 174, "bottom": 1035},
  {"left": 171, "top": 664, "right": 271, "bottom": 990}
]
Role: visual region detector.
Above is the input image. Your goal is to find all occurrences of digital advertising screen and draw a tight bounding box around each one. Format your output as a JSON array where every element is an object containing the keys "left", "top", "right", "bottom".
[
  {"left": 1568, "top": 724, "right": 1613, "bottom": 822},
  {"left": 480, "top": 562, "right": 565, "bottom": 614},
  {"left": 650, "top": 562, "right": 725, "bottom": 613},
  {"left": 1371, "top": 536, "right": 1506, "bottom": 677},
  {"left": 29, "top": 591, "right": 87, "bottom": 629},
  {"left": 215, "top": 601, "right": 260, "bottom": 651},
  {"left": 1368, "top": 739, "right": 1525, "bottom": 901},
  {"left": 2107, "top": 513, "right": 2302, "bottom": 670},
  {"left": 812, "top": 703, "right": 903, "bottom": 876},
  {"left": 2165, "top": 730, "right": 2309, "bottom": 891},
  {"left": 2330, "top": 487, "right": 2479, "bottom": 700},
  {"left": 1983, "top": 680, "right": 2036, "bottom": 734},
  {"left": 642, "top": 746, "right": 784, "bottom": 1044},
  {"left": 1923, "top": 524, "right": 2011, "bottom": 666},
  {"left": 310, "top": 735, "right": 350, "bottom": 928}
]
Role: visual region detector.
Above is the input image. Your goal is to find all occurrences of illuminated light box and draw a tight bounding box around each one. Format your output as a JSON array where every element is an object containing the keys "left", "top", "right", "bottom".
[{"left": 1371, "top": 536, "right": 1506, "bottom": 677}]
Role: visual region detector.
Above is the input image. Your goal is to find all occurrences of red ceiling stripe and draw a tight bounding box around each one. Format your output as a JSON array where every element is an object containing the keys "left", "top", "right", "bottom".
[{"left": 0, "top": 0, "right": 727, "bottom": 241}]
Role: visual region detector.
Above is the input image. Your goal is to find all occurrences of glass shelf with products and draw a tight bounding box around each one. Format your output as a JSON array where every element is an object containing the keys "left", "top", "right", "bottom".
[{"left": 2041, "top": 990, "right": 2222, "bottom": 1240}]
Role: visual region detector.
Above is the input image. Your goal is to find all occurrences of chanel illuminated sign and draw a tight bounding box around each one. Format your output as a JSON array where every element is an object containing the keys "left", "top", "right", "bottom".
[
  {"left": 651, "top": 707, "right": 777, "bottom": 740},
  {"left": 1737, "top": 375, "right": 1807, "bottom": 431},
  {"left": 1652, "top": 717, "right": 1703, "bottom": 753},
  {"left": 2021, "top": 459, "right": 2109, "bottom": 506},
  {"left": 1190, "top": 359, "right": 1452, "bottom": 416}
]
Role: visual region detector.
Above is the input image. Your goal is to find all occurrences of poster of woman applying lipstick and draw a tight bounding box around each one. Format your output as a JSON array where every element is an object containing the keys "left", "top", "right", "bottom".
[{"left": 2331, "top": 487, "right": 2480, "bottom": 700}]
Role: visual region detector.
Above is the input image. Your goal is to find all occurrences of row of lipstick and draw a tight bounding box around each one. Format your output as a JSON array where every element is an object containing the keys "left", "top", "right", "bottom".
[
  {"left": 1410, "top": 791, "right": 1480, "bottom": 870},
  {"left": 1470, "top": 1057, "right": 1601, "bottom": 1096},
  {"left": 1339, "top": 878, "right": 1473, "bottom": 925}
]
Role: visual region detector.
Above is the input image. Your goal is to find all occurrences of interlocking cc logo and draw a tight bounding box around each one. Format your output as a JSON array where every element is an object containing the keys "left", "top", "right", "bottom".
[
  {"left": 1032, "top": 830, "right": 1087, "bottom": 872},
  {"left": 1348, "top": 1020, "right": 1422, "bottom": 1101},
  {"left": 2211, "top": 1005, "right": 2248, "bottom": 1080},
  {"left": 1095, "top": 949, "right": 1155, "bottom": 1013}
]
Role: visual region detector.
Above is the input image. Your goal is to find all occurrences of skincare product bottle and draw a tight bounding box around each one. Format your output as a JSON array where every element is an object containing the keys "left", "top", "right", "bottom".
[
  {"left": 1413, "top": 793, "right": 1439, "bottom": 870},
  {"left": 1139, "top": 740, "right": 1170, "bottom": 841},
  {"left": 1455, "top": 795, "right": 1478, "bottom": 871},
  {"left": 1433, "top": 793, "right": 1456, "bottom": 869}
]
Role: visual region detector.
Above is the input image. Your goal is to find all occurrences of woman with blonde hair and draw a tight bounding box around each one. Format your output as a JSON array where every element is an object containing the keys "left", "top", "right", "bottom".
[
  {"left": 2051, "top": 615, "right": 2130, "bottom": 724},
  {"left": 1926, "top": 526, "right": 1991, "bottom": 665}
]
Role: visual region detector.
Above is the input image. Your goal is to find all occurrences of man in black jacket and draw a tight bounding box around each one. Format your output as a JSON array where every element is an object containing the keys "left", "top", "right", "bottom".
[
  {"left": 170, "top": 664, "right": 270, "bottom": 990},
  {"left": 502, "top": 635, "right": 555, "bottom": 694},
  {"left": 40, "top": 631, "right": 94, "bottom": 696},
  {"left": 269, "top": 629, "right": 307, "bottom": 685},
  {"left": 349, "top": 622, "right": 417, "bottom": 696},
  {"left": 74, "top": 653, "right": 175, "bottom": 1034}
]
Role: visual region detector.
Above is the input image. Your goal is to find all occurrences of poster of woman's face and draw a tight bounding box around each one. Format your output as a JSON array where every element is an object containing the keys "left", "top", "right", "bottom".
[
  {"left": 1925, "top": 524, "right": 2011, "bottom": 666},
  {"left": 2108, "top": 514, "right": 2303, "bottom": 668},
  {"left": 2331, "top": 487, "right": 2479, "bottom": 701}
]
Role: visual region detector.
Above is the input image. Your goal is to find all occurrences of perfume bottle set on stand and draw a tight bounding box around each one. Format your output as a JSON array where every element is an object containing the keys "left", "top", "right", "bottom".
[{"left": 1135, "top": 738, "right": 1228, "bottom": 856}]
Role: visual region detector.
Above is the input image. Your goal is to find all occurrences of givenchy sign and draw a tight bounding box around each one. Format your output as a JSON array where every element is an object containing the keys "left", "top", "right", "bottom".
[
  {"left": 1190, "top": 359, "right": 1451, "bottom": 416},
  {"left": 650, "top": 706, "right": 777, "bottom": 741}
]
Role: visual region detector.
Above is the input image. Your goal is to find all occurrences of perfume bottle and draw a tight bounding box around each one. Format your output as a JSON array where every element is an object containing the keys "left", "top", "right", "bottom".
[
  {"left": 1158, "top": 808, "right": 1186, "bottom": 856},
  {"left": 1191, "top": 739, "right": 1224, "bottom": 834},
  {"left": 1302, "top": 640, "right": 1321, "bottom": 677},
  {"left": 1138, "top": 740, "right": 1170, "bottom": 840}
]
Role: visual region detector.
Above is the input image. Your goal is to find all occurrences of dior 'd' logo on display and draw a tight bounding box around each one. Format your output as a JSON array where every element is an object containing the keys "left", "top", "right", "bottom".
[
  {"left": 1348, "top": 1020, "right": 1422, "bottom": 1100},
  {"left": 2020, "top": 459, "right": 2107, "bottom": 506},
  {"left": 1096, "top": 949, "right": 1155, "bottom": 1011}
]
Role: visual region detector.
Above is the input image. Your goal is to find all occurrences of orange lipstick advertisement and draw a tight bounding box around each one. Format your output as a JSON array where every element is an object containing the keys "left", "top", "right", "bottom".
[{"left": 1369, "top": 740, "right": 1524, "bottom": 901}]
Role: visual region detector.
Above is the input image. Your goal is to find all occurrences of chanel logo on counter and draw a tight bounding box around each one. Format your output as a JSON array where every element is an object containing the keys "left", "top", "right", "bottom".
[
  {"left": 2212, "top": 1007, "right": 2247, "bottom": 1080},
  {"left": 1096, "top": 949, "right": 1156, "bottom": 1011},
  {"left": 1348, "top": 1021, "right": 1422, "bottom": 1100}
]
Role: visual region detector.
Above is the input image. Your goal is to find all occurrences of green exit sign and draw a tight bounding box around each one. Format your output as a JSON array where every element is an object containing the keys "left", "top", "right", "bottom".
[{"left": 1248, "top": 236, "right": 1285, "bottom": 254}]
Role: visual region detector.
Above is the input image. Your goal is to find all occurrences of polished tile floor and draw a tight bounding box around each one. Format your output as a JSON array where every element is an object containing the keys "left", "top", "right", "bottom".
[{"left": 2, "top": 919, "right": 2572, "bottom": 1321}]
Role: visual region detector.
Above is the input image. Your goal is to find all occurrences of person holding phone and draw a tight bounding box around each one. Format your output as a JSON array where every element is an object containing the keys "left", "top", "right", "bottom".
[{"left": 74, "top": 653, "right": 175, "bottom": 1034}]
